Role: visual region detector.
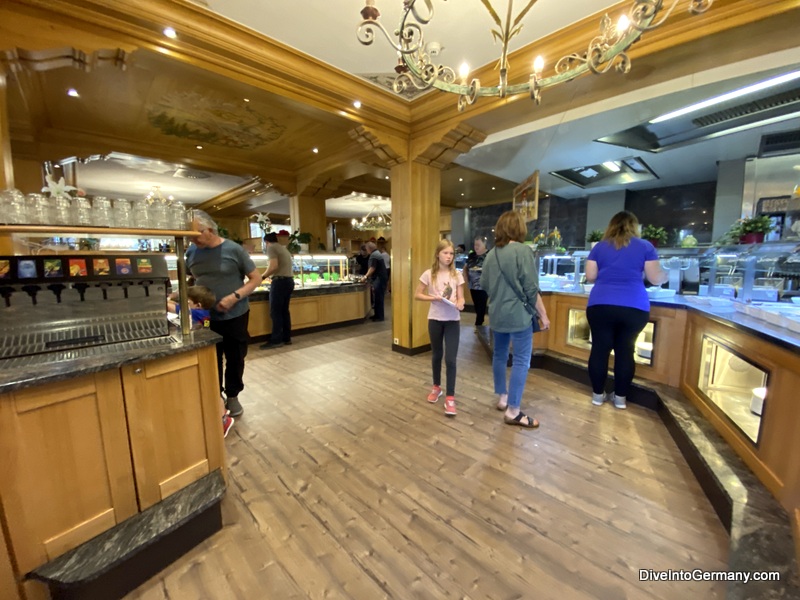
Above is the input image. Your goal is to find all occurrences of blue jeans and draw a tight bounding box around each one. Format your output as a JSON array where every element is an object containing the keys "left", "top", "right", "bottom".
[{"left": 492, "top": 328, "right": 533, "bottom": 410}]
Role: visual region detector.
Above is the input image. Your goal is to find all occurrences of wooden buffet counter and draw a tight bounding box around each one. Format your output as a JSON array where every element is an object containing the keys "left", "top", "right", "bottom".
[
  {"left": 0, "top": 330, "right": 225, "bottom": 600},
  {"left": 537, "top": 291, "right": 800, "bottom": 563},
  {"left": 248, "top": 282, "right": 371, "bottom": 338}
]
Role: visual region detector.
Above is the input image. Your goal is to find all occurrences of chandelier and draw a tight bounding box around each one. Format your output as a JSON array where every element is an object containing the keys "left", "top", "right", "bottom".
[
  {"left": 351, "top": 205, "right": 392, "bottom": 231},
  {"left": 357, "top": 0, "right": 713, "bottom": 111}
]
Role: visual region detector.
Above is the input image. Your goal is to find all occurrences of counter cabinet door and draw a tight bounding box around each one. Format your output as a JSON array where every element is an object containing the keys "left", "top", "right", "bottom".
[
  {"left": 0, "top": 370, "right": 137, "bottom": 577},
  {"left": 121, "top": 346, "right": 224, "bottom": 510}
]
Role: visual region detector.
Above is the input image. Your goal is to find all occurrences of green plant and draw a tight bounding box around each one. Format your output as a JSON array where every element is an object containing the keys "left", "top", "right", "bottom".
[
  {"left": 586, "top": 229, "right": 604, "bottom": 243},
  {"left": 640, "top": 224, "right": 668, "bottom": 245},
  {"left": 731, "top": 214, "right": 775, "bottom": 235}
]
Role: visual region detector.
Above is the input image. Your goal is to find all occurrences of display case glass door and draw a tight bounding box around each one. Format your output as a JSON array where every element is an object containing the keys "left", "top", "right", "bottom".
[
  {"left": 698, "top": 336, "right": 768, "bottom": 444},
  {"left": 566, "top": 308, "right": 655, "bottom": 366}
]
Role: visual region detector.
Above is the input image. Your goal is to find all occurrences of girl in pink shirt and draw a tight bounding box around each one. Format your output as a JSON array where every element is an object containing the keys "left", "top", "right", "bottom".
[{"left": 415, "top": 240, "right": 465, "bottom": 416}]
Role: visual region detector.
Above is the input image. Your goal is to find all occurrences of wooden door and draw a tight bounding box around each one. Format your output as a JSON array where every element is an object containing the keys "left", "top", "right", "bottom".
[
  {"left": 121, "top": 347, "right": 224, "bottom": 510},
  {"left": 0, "top": 370, "right": 137, "bottom": 576}
]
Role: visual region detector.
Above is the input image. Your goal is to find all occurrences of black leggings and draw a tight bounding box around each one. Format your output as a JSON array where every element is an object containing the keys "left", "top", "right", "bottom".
[
  {"left": 586, "top": 304, "right": 649, "bottom": 397},
  {"left": 429, "top": 319, "right": 461, "bottom": 396},
  {"left": 470, "top": 289, "right": 488, "bottom": 326}
]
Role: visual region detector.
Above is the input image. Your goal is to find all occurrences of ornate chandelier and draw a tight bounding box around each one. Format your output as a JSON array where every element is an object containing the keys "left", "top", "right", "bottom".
[
  {"left": 358, "top": 0, "right": 713, "bottom": 111},
  {"left": 351, "top": 205, "right": 392, "bottom": 231}
]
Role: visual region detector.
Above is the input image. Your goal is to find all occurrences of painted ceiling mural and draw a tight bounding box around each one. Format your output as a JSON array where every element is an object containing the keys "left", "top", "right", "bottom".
[{"left": 147, "top": 90, "right": 286, "bottom": 149}]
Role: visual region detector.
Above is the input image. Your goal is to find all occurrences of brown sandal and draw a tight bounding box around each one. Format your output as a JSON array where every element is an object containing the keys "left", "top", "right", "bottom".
[{"left": 504, "top": 412, "right": 539, "bottom": 428}]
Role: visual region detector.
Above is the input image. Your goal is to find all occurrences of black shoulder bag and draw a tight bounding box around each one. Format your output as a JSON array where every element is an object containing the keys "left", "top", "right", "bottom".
[{"left": 494, "top": 249, "right": 541, "bottom": 333}]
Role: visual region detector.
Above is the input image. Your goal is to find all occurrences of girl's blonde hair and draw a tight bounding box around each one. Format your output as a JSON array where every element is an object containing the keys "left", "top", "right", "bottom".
[
  {"left": 604, "top": 210, "right": 640, "bottom": 249},
  {"left": 431, "top": 239, "right": 457, "bottom": 280}
]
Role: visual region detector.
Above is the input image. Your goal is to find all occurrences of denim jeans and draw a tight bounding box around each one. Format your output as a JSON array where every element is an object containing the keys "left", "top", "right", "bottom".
[{"left": 491, "top": 328, "right": 533, "bottom": 410}]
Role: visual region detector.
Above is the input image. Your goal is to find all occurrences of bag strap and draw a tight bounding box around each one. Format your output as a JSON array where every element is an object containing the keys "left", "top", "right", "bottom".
[{"left": 494, "top": 249, "right": 537, "bottom": 318}]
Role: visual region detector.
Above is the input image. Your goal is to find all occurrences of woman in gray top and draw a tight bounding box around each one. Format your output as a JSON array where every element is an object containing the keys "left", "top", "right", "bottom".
[{"left": 480, "top": 211, "right": 550, "bottom": 428}]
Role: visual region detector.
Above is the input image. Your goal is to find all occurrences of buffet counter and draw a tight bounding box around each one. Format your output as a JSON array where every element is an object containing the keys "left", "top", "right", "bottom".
[
  {"left": 0, "top": 329, "right": 226, "bottom": 599},
  {"left": 249, "top": 281, "right": 370, "bottom": 339},
  {"left": 536, "top": 290, "right": 800, "bottom": 571}
]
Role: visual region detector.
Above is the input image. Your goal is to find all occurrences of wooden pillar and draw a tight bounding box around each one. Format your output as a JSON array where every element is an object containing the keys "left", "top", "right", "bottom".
[
  {"left": 350, "top": 123, "right": 486, "bottom": 353},
  {"left": 289, "top": 195, "right": 328, "bottom": 252},
  {"left": 0, "top": 67, "right": 15, "bottom": 254},
  {"left": 390, "top": 161, "right": 442, "bottom": 352}
]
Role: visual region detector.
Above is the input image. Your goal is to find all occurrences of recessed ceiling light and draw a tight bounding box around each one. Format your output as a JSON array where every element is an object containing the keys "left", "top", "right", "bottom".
[
  {"left": 196, "top": 145, "right": 203, "bottom": 150},
  {"left": 602, "top": 161, "right": 621, "bottom": 172},
  {"left": 312, "top": 147, "right": 319, "bottom": 153},
  {"left": 53, "top": 164, "right": 62, "bottom": 169},
  {"left": 461, "top": 193, "right": 465, "bottom": 196},
  {"left": 353, "top": 100, "right": 362, "bottom": 109},
  {"left": 67, "top": 88, "right": 79, "bottom": 98},
  {"left": 385, "top": 175, "right": 389, "bottom": 180},
  {"left": 459, "top": 178, "right": 463, "bottom": 182},
  {"left": 244, "top": 98, "right": 250, "bottom": 103},
  {"left": 163, "top": 27, "right": 177, "bottom": 39},
  {"left": 491, "top": 187, "right": 495, "bottom": 190}
]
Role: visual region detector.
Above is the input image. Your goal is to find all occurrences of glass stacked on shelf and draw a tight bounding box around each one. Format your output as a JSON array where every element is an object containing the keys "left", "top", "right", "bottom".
[{"left": 0, "top": 186, "right": 189, "bottom": 230}]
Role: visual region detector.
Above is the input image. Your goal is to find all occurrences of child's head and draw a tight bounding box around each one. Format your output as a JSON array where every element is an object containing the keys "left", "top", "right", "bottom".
[
  {"left": 187, "top": 285, "right": 216, "bottom": 309},
  {"left": 431, "top": 239, "right": 456, "bottom": 275}
]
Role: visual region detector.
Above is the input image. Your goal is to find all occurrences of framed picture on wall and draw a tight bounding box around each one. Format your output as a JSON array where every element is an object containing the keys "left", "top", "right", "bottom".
[{"left": 513, "top": 170, "right": 539, "bottom": 223}]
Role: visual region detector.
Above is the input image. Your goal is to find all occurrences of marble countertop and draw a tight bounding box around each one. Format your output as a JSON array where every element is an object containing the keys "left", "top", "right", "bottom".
[
  {"left": 544, "top": 290, "right": 800, "bottom": 352},
  {"left": 0, "top": 329, "right": 221, "bottom": 395}
]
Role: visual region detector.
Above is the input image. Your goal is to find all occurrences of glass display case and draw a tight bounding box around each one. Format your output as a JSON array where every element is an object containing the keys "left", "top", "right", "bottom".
[
  {"left": 699, "top": 241, "right": 800, "bottom": 301},
  {"left": 697, "top": 335, "right": 768, "bottom": 444},
  {"left": 652, "top": 247, "right": 702, "bottom": 294},
  {"left": 565, "top": 307, "right": 655, "bottom": 366},
  {"left": 166, "top": 252, "right": 355, "bottom": 290}
]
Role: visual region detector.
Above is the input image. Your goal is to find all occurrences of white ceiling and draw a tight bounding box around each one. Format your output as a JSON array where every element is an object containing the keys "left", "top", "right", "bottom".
[
  {"left": 198, "top": 1, "right": 800, "bottom": 202},
  {"left": 71, "top": 2, "right": 800, "bottom": 214}
]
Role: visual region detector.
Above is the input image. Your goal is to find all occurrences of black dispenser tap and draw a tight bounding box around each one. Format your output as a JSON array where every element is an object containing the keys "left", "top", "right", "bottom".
[
  {"left": 47, "top": 283, "right": 67, "bottom": 304},
  {"left": 21, "top": 285, "right": 42, "bottom": 306},
  {"left": 73, "top": 283, "right": 90, "bottom": 301},
  {"left": 0, "top": 286, "right": 14, "bottom": 308}
]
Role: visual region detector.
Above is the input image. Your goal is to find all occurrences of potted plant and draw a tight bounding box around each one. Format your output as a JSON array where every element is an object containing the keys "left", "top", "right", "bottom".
[
  {"left": 641, "top": 224, "right": 668, "bottom": 247},
  {"left": 288, "top": 230, "right": 313, "bottom": 254},
  {"left": 586, "top": 229, "right": 604, "bottom": 248},
  {"left": 728, "top": 214, "right": 775, "bottom": 244}
]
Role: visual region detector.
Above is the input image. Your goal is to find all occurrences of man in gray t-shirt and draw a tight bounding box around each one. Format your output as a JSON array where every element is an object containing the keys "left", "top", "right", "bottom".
[
  {"left": 186, "top": 211, "right": 261, "bottom": 418},
  {"left": 259, "top": 232, "right": 295, "bottom": 349}
]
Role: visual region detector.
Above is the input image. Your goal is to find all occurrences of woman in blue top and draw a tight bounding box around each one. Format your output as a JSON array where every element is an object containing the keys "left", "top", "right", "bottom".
[{"left": 585, "top": 211, "right": 667, "bottom": 409}]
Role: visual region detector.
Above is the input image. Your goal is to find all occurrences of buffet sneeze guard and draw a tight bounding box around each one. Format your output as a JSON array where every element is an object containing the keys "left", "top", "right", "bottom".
[{"left": 0, "top": 254, "right": 172, "bottom": 362}]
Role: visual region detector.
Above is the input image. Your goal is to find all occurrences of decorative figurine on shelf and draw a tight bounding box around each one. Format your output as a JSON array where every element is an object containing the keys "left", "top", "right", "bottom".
[
  {"left": 41, "top": 174, "right": 84, "bottom": 198},
  {"left": 252, "top": 212, "right": 272, "bottom": 235}
]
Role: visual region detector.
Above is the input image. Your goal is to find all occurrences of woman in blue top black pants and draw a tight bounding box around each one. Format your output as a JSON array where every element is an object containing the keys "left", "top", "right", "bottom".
[{"left": 584, "top": 211, "right": 668, "bottom": 409}]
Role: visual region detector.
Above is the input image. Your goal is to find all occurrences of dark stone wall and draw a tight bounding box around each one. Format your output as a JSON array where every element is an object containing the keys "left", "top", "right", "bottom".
[{"left": 626, "top": 181, "right": 716, "bottom": 244}]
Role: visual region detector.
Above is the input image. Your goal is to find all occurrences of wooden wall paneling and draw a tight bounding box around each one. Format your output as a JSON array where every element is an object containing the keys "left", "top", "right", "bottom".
[
  {"left": 0, "top": 371, "right": 136, "bottom": 576},
  {"left": 317, "top": 290, "right": 368, "bottom": 323},
  {"left": 290, "top": 195, "right": 328, "bottom": 249},
  {"left": 122, "top": 352, "right": 209, "bottom": 510},
  {"left": 548, "top": 294, "right": 590, "bottom": 361},
  {"left": 0, "top": 68, "right": 14, "bottom": 189},
  {"left": 290, "top": 296, "right": 321, "bottom": 329}
]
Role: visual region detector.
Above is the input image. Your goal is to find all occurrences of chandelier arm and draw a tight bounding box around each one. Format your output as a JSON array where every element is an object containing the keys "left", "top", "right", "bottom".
[
  {"left": 408, "top": 0, "right": 435, "bottom": 26},
  {"left": 357, "top": 18, "right": 408, "bottom": 53}
]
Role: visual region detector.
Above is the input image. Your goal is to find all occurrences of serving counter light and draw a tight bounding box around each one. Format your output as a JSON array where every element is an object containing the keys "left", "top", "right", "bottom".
[{"left": 357, "top": 0, "right": 714, "bottom": 112}]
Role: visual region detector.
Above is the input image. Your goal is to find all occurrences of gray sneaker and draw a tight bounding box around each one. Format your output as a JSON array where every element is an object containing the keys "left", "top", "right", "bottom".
[
  {"left": 591, "top": 392, "right": 605, "bottom": 406},
  {"left": 226, "top": 395, "right": 244, "bottom": 417},
  {"left": 611, "top": 393, "right": 627, "bottom": 409}
]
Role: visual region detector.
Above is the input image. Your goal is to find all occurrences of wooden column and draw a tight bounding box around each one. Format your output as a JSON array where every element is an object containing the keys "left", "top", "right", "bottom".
[
  {"left": 289, "top": 195, "right": 328, "bottom": 252},
  {"left": 0, "top": 67, "right": 14, "bottom": 254},
  {"left": 350, "top": 123, "right": 486, "bottom": 353}
]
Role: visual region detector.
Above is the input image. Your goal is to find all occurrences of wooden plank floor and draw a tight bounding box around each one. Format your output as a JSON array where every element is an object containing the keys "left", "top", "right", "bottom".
[{"left": 127, "top": 314, "right": 729, "bottom": 600}]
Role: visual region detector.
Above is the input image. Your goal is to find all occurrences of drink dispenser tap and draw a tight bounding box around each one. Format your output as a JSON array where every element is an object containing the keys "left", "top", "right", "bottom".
[
  {"left": 47, "top": 283, "right": 66, "bottom": 303},
  {"left": 96, "top": 282, "right": 112, "bottom": 301},
  {"left": 0, "top": 286, "right": 14, "bottom": 308},
  {"left": 22, "top": 284, "right": 42, "bottom": 306},
  {"left": 665, "top": 257, "right": 688, "bottom": 293},
  {"left": 73, "top": 283, "right": 90, "bottom": 302}
]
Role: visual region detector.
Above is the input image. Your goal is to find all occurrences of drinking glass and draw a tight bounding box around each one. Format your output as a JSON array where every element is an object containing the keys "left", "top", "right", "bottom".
[
  {"left": 132, "top": 199, "right": 150, "bottom": 228},
  {"left": 113, "top": 198, "right": 132, "bottom": 228},
  {"left": 92, "top": 196, "right": 112, "bottom": 227},
  {"left": 52, "top": 195, "right": 72, "bottom": 225}
]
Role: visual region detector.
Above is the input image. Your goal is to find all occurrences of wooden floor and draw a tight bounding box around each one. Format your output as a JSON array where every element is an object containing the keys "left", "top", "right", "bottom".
[{"left": 127, "top": 314, "right": 729, "bottom": 600}]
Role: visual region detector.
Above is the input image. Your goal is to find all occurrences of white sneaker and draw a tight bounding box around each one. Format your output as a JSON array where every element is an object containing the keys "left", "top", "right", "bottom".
[
  {"left": 611, "top": 393, "right": 627, "bottom": 409},
  {"left": 591, "top": 392, "right": 605, "bottom": 406}
]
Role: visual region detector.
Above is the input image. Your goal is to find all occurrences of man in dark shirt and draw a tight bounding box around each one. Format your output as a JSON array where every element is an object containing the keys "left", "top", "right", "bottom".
[
  {"left": 260, "top": 232, "right": 295, "bottom": 349},
  {"left": 363, "top": 240, "right": 388, "bottom": 321}
]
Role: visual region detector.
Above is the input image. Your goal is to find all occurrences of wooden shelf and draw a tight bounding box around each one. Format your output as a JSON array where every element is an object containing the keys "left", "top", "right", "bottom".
[{"left": 0, "top": 225, "right": 199, "bottom": 237}]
